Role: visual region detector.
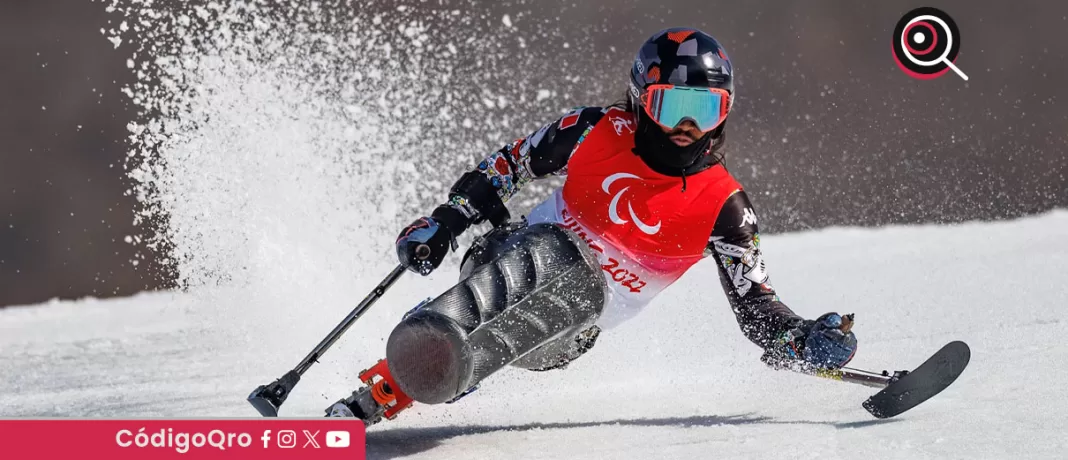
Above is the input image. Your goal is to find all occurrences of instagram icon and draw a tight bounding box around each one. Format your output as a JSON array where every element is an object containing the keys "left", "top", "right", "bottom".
[{"left": 276, "top": 430, "right": 297, "bottom": 449}]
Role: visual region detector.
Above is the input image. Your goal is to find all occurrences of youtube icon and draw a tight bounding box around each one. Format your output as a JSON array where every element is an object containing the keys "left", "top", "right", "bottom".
[{"left": 326, "top": 431, "right": 350, "bottom": 448}]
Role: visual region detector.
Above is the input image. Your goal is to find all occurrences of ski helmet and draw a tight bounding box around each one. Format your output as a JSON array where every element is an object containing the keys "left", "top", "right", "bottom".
[{"left": 629, "top": 28, "right": 735, "bottom": 173}]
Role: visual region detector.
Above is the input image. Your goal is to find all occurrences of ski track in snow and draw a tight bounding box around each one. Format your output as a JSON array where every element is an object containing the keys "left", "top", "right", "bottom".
[{"left": 2, "top": 211, "right": 1067, "bottom": 459}]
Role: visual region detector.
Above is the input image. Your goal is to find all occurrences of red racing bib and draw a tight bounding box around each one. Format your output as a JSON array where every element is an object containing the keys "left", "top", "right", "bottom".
[{"left": 561, "top": 108, "right": 740, "bottom": 280}]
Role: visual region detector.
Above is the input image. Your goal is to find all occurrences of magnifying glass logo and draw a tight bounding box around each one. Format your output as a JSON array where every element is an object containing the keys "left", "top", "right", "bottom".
[{"left": 892, "top": 7, "right": 968, "bottom": 81}]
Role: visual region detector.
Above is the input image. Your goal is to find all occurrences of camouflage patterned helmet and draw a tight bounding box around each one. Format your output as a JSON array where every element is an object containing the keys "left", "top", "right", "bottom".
[{"left": 629, "top": 27, "right": 735, "bottom": 115}]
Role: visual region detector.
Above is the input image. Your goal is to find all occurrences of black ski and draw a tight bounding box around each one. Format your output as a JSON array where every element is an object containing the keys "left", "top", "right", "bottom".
[
  {"left": 861, "top": 340, "right": 971, "bottom": 418},
  {"left": 794, "top": 340, "right": 970, "bottom": 418}
]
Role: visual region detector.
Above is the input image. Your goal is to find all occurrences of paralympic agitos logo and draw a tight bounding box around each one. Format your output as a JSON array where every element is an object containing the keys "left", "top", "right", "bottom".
[{"left": 601, "top": 173, "right": 661, "bottom": 235}]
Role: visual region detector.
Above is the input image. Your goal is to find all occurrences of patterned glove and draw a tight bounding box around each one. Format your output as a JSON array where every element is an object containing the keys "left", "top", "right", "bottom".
[
  {"left": 395, "top": 217, "right": 453, "bottom": 276},
  {"left": 763, "top": 313, "right": 858, "bottom": 370}
]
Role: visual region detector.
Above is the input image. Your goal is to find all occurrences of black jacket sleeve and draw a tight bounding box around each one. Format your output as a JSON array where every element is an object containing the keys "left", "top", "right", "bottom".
[
  {"left": 430, "top": 106, "right": 607, "bottom": 238},
  {"left": 707, "top": 190, "right": 804, "bottom": 350}
]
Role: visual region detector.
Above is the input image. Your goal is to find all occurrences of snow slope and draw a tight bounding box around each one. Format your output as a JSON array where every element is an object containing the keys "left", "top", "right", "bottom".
[{"left": 3, "top": 211, "right": 1067, "bottom": 459}]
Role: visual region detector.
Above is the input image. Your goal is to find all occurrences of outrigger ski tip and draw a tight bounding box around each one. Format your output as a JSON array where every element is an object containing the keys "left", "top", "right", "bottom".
[
  {"left": 862, "top": 340, "right": 971, "bottom": 418},
  {"left": 801, "top": 340, "right": 971, "bottom": 419},
  {"left": 248, "top": 370, "right": 301, "bottom": 417}
]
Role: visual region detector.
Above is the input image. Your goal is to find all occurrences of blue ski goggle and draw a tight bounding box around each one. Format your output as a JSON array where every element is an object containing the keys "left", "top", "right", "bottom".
[{"left": 641, "top": 84, "right": 731, "bottom": 133}]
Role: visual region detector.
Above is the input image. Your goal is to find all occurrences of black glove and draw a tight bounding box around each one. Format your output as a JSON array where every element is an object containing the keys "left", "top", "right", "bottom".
[
  {"left": 395, "top": 217, "right": 453, "bottom": 276},
  {"left": 763, "top": 312, "right": 858, "bottom": 370}
]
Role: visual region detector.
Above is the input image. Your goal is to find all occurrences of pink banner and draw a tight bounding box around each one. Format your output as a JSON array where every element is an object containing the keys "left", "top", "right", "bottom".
[{"left": 0, "top": 419, "right": 366, "bottom": 460}]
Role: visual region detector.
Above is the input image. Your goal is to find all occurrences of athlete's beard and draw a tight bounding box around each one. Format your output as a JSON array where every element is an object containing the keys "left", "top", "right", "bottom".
[{"left": 632, "top": 110, "right": 717, "bottom": 173}]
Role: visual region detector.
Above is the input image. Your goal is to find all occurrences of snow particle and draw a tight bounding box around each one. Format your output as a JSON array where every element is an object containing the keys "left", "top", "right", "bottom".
[{"left": 102, "top": 0, "right": 551, "bottom": 295}]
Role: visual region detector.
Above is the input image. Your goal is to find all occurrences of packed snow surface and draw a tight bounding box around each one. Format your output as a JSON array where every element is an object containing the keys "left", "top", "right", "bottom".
[{"left": 3, "top": 211, "right": 1067, "bottom": 459}]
